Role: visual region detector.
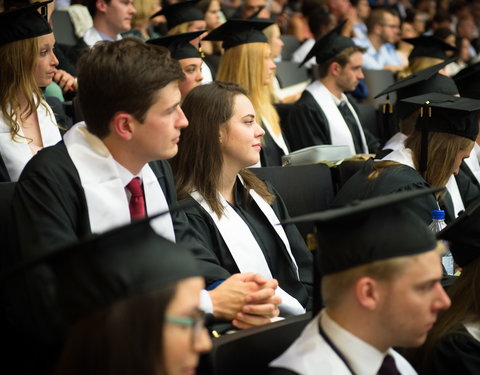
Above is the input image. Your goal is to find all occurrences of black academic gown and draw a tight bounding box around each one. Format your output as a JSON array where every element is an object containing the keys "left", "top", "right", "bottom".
[
  {"left": 181, "top": 180, "right": 313, "bottom": 311},
  {"left": 261, "top": 127, "right": 287, "bottom": 166},
  {"left": 333, "top": 159, "right": 441, "bottom": 224},
  {"left": 429, "top": 325, "right": 480, "bottom": 375},
  {"left": 283, "top": 90, "right": 377, "bottom": 154},
  {"left": 2, "top": 144, "right": 202, "bottom": 374}
]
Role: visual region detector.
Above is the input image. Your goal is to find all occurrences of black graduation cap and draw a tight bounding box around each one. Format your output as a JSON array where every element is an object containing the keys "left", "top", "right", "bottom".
[
  {"left": 151, "top": 0, "right": 204, "bottom": 31},
  {"left": 453, "top": 62, "right": 480, "bottom": 100},
  {"left": 148, "top": 30, "right": 204, "bottom": 60},
  {"left": 401, "top": 93, "right": 480, "bottom": 172},
  {"left": 1, "top": 204, "right": 200, "bottom": 325},
  {"left": 203, "top": 18, "right": 273, "bottom": 50},
  {"left": 374, "top": 59, "right": 459, "bottom": 119},
  {"left": 282, "top": 188, "right": 442, "bottom": 275},
  {"left": 0, "top": 0, "right": 52, "bottom": 46},
  {"left": 437, "top": 197, "right": 480, "bottom": 267},
  {"left": 404, "top": 36, "right": 458, "bottom": 61},
  {"left": 300, "top": 20, "right": 355, "bottom": 67}
]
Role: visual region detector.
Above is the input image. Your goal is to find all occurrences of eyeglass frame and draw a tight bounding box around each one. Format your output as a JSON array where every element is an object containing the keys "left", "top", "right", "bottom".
[{"left": 165, "top": 308, "right": 207, "bottom": 346}]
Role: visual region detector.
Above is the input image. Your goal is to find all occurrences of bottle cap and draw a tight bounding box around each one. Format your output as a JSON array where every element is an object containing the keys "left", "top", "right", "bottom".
[{"left": 432, "top": 209, "right": 445, "bottom": 220}]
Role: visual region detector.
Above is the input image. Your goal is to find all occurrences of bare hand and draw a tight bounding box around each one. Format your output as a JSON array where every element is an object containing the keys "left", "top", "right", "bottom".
[{"left": 53, "top": 69, "right": 77, "bottom": 92}]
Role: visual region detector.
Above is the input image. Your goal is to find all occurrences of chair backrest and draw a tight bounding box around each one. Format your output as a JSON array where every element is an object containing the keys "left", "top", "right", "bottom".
[
  {"left": 355, "top": 102, "right": 379, "bottom": 140},
  {"left": 250, "top": 164, "right": 335, "bottom": 242},
  {"left": 362, "top": 69, "right": 397, "bottom": 108},
  {"left": 198, "top": 313, "right": 312, "bottom": 375},
  {"left": 280, "top": 35, "right": 301, "bottom": 61},
  {"left": 51, "top": 10, "right": 78, "bottom": 47},
  {"left": 275, "top": 61, "right": 309, "bottom": 89}
]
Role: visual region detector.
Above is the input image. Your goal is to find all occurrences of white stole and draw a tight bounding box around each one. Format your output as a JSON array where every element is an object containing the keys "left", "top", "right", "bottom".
[
  {"left": 63, "top": 122, "right": 175, "bottom": 241},
  {"left": 382, "top": 132, "right": 407, "bottom": 152},
  {"left": 0, "top": 101, "right": 61, "bottom": 181},
  {"left": 382, "top": 145, "right": 464, "bottom": 218},
  {"left": 306, "top": 81, "right": 368, "bottom": 155},
  {"left": 262, "top": 116, "right": 290, "bottom": 156},
  {"left": 190, "top": 177, "right": 305, "bottom": 315},
  {"left": 465, "top": 144, "right": 480, "bottom": 185}
]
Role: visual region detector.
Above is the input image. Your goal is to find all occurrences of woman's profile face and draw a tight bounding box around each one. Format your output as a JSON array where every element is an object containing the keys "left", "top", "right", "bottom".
[
  {"left": 452, "top": 141, "right": 474, "bottom": 175},
  {"left": 270, "top": 25, "right": 284, "bottom": 59},
  {"left": 205, "top": 0, "right": 222, "bottom": 30},
  {"left": 262, "top": 44, "right": 276, "bottom": 86},
  {"left": 163, "top": 277, "right": 210, "bottom": 375},
  {"left": 179, "top": 58, "right": 204, "bottom": 100},
  {"left": 34, "top": 33, "right": 58, "bottom": 88}
]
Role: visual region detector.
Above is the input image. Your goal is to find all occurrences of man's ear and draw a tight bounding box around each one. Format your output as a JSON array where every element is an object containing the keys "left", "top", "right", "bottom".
[
  {"left": 111, "top": 112, "right": 135, "bottom": 141},
  {"left": 354, "top": 276, "right": 383, "bottom": 311},
  {"left": 330, "top": 61, "right": 342, "bottom": 77},
  {"left": 96, "top": 0, "right": 108, "bottom": 14}
]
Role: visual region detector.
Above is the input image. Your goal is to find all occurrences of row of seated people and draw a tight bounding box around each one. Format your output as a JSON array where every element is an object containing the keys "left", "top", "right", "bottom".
[{"left": 2, "top": 2, "right": 480, "bottom": 375}]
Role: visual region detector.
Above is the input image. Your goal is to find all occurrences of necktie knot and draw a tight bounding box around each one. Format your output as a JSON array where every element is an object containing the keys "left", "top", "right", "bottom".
[
  {"left": 126, "top": 177, "right": 145, "bottom": 220},
  {"left": 378, "top": 354, "right": 401, "bottom": 375}
]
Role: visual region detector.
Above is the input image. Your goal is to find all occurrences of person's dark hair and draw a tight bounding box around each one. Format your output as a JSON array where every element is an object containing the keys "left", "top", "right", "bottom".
[
  {"left": 308, "top": 8, "right": 334, "bottom": 39},
  {"left": 366, "top": 8, "right": 396, "bottom": 33},
  {"left": 301, "top": 0, "right": 324, "bottom": 17},
  {"left": 171, "top": 81, "right": 274, "bottom": 217},
  {"left": 432, "top": 9, "right": 452, "bottom": 25},
  {"left": 85, "top": 0, "right": 111, "bottom": 18},
  {"left": 195, "top": 0, "right": 213, "bottom": 13},
  {"left": 55, "top": 285, "right": 175, "bottom": 375},
  {"left": 77, "top": 38, "right": 184, "bottom": 138},
  {"left": 433, "top": 26, "right": 454, "bottom": 42},
  {"left": 317, "top": 45, "right": 365, "bottom": 78}
]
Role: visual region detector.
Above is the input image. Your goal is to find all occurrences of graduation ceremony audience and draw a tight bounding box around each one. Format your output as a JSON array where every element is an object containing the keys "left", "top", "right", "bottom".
[
  {"left": 3, "top": 0, "right": 480, "bottom": 373},
  {"left": 170, "top": 81, "right": 313, "bottom": 316},
  {"left": 0, "top": 1, "right": 62, "bottom": 182}
]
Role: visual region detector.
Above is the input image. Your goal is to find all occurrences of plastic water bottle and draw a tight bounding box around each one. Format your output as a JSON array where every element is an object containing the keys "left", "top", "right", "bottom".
[{"left": 428, "top": 210, "right": 454, "bottom": 275}]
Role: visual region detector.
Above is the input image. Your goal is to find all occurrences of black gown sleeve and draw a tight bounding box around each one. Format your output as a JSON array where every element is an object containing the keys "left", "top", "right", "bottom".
[
  {"left": 283, "top": 91, "right": 331, "bottom": 152},
  {"left": 429, "top": 328, "right": 480, "bottom": 375}
]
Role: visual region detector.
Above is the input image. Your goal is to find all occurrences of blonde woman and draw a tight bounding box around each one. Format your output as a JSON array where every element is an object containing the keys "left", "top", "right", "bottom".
[
  {"left": 207, "top": 19, "right": 290, "bottom": 166},
  {"left": 121, "top": 0, "right": 161, "bottom": 40},
  {"left": 0, "top": 1, "right": 61, "bottom": 182}
]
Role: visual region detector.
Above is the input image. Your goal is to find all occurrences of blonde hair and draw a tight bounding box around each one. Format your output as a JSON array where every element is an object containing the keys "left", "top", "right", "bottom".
[
  {"left": 167, "top": 22, "right": 191, "bottom": 35},
  {"left": 131, "top": 0, "right": 159, "bottom": 28},
  {"left": 217, "top": 42, "right": 281, "bottom": 135},
  {"left": 398, "top": 57, "right": 445, "bottom": 79},
  {"left": 0, "top": 37, "right": 46, "bottom": 141},
  {"left": 405, "top": 130, "right": 473, "bottom": 188}
]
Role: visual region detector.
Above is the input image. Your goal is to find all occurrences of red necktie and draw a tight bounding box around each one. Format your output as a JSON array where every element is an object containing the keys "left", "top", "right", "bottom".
[
  {"left": 378, "top": 354, "right": 401, "bottom": 375},
  {"left": 126, "top": 177, "right": 145, "bottom": 220}
]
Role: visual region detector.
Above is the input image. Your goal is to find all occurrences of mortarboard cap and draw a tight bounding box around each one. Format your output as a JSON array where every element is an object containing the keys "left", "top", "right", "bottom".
[
  {"left": 375, "top": 59, "right": 459, "bottom": 119},
  {"left": 1, "top": 205, "right": 200, "bottom": 326},
  {"left": 437, "top": 197, "right": 480, "bottom": 267},
  {"left": 151, "top": 0, "right": 204, "bottom": 30},
  {"left": 0, "top": 0, "right": 52, "bottom": 46},
  {"left": 203, "top": 18, "right": 273, "bottom": 50},
  {"left": 300, "top": 20, "right": 355, "bottom": 67},
  {"left": 404, "top": 36, "right": 458, "bottom": 61},
  {"left": 282, "top": 188, "right": 442, "bottom": 275},
  {"left": 148, "top": 30, "right": 204, "bottom": 60},
  {"left": 453, "top": 62, "right": 480, "bottom": 100},
  {"left": 401, "top": 93, "right": 480, "bottom": 171}
]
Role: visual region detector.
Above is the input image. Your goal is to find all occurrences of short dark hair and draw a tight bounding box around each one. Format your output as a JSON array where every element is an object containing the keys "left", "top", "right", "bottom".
[
  {"left": 317, "top": 45, "right": 365, "bottom": 78},
  {"left": 85, "top": 0, "right": 110, "bottom": 18},
  {"left": 77, "top": 38, "right": 184, "bottom": 138},
  {"left": 366, "top": 8, "right": 396, "bottom": 33}
]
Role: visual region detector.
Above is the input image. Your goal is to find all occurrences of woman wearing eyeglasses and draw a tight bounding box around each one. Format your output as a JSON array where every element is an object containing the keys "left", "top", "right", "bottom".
[{"left": 51, "top": 221, "right": 212, "bottom": 375}]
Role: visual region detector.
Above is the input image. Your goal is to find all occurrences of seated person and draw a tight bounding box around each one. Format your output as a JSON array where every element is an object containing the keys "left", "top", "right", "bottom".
[
  {"left": 0, "top": 1, "right": 62, "bottom": 182},
  {"left": 7, "top": 39, "right": 280, "bottom": 338},
  {"left": 334, "top": 93, "right": 480, "bottom": 224},
  {"left": 416, "top": 199, "right": 480, "bottom": 375},
  {"left": 170, "top": 81, "right": 313, "bottom": 316},
  {"left": 269, "top": 189, "right": 451, "bottom": 374},
  {"left": 285, "top": 21, "right": 376, "bottom": 155}
]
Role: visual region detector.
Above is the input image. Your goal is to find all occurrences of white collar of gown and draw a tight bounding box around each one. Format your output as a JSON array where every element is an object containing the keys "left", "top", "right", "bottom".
[
  {"left": 63, "top": 122, "right": 175, "bottom": 241},
  {"left": 382, "top": 144, "right": 464, "bottom": 218},
  {"left": 262, "top": 115, "right": 290, "bottom": 156},
  {"left": 464, "top": 143, "right": 480, "bottom": 185},
  {"left": 306, "top": 80, "right": 368, "bottom": 155},
  {"left": 0, "top": 100, "right": 61, "bottom": 181},
  {"left": 189, "top": 176, "right": 305, "bottom": 316}
]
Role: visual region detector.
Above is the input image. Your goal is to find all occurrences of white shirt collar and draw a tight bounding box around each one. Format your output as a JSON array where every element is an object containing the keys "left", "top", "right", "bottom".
[
  {"left": 322, "top": 309, "right": 392, "bottom": 375},
  {"left": 330, "top": 92, "right": 349, "bottom": 107},
  {"left": 112, "top": 158, "right": 142, "bottom": 188}
]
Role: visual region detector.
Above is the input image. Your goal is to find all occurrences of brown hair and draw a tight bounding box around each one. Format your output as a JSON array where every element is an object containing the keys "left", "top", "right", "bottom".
[
  {"left": 405, "top": 130, "right": 473, "bottom": 188},
  {"left": 86, "top": 0, "right": 111, "bottom": 18},
  {"left": 0, "top": 37, "right": 48, "bottom": 141},
  {"left": 170, "top": 81, "right": 274, "bottom": 217},
  {"left": 317, "top": 45, "right": 365, "bottom": 79},
  {"left": 77, "top": 38, "right": 184, "bottom": 139},
  {"left": 366, "top": 8, "right": 390, "bottom": 33},
  {"left": 417, "top": 258, "right": 480, "bottom": 375},
  {"left": 55, "top": 285, "right": 175, "bottom": 375}
]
